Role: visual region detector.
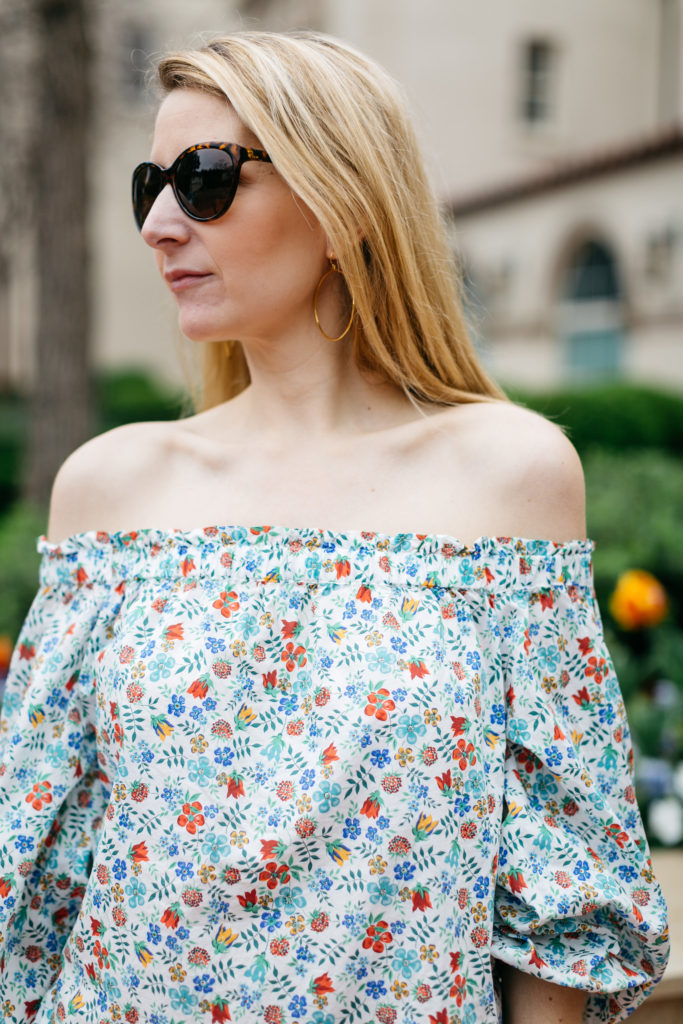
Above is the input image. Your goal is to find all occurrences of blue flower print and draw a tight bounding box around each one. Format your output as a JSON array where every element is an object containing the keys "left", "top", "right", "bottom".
[
  {"left": 125, "top": 877, "right": 147, "bottom": 908},
  {"left": 201, "top": 831, "right": 229, "bottom": 864},
  {"left": 167, "top": 693, "right": 186, "bottom": 717},
  {"left": 149, "top": 652, "right": 174, "bottom": 682},
  {"left": 538, "top": 645, "right": 561, "bottom": 672},
  {"left": 392, "top": 946, "right": 421, "bottom": 979},
  {"left": 367, "top": 878, "right": 397, "bottom": 906},
  {"left": 169, "top": 986, "right": 198, "bottom": 1011},
  {"left": 187, "top": 756, "right": 216, "bottom": 786},
  {"left": 313, "top": 782, "right": 341, "bottom": 814},
  {"left": 365, "top": 648, "right": 393, "bottom": 674},
  {"left": 395, "top": 714, "right": 425, "bottom": 745}
]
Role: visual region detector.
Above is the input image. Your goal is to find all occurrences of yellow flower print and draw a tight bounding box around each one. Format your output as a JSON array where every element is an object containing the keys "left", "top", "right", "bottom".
[
  {"left": 368, "top": 855, "right": 387, "bottom": 875},
  {"left": 391, "top": 979, "right": 409, "bottom": 999},
  {"left": 260, "top": 612, "right": 273, "bottom": 628},
  {"left": 424, "top": 707, "right": 441, "bottom": 725},
  {"left": 396, "top": 747, "right": 414, "bottom": 766},
  {"left": 231, "top": 640, "right": 247, "bottom": 657},
  {"left": 472, "top": 901, "right": 488, "bottom": 922},
  {"left": 286, "top": 913, "right": 305, "bottom": 934},
  {"left": 420, "top": 943, "right": 439, "bottom": 962},
  {"left": 199, "top": 864, "right": 216, "bottom": 883},
  {"left": 191, "top": 734, "right": 208, "bottom": 754},
  {"left": 297, "top": 795, "right": 312, "bottom": 813},
  {"left": 365, "top": 630, "right": 383, "bottom": 647},
  {"left": 169, "top": 963, "right": 187, "bottom": 982},
  {"left": 230, "top": 830, "right": 247, "bottom": 848},
  {"left": 111, "top": 883, "right": 124, "bottom": 903}
]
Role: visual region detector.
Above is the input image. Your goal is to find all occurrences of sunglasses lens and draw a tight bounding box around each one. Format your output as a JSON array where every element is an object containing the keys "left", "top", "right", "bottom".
[
  {"left": 174, "top": 148, "right": 238, "bottom": 221},
  {"left": 132, "top": 163, "right": 164, "bottom": 230}
]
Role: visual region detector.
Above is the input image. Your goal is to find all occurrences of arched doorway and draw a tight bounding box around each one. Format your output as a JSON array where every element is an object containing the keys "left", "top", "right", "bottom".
[{"left": 558, "top": 238, "right": 626, "bottom": 379}]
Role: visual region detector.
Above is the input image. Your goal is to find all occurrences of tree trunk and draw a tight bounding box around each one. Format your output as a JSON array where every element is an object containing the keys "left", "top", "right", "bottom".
[{"left": 24, "top": 0, "right": 93, "bottom": 508}]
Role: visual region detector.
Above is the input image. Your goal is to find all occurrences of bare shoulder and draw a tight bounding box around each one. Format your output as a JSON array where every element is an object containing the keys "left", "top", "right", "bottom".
[
  {"left": 436, "top": 399, "right": 586, "bottom": 542},
  {"left": 47, "top": 421, "right": 176, "bottom": 543}
]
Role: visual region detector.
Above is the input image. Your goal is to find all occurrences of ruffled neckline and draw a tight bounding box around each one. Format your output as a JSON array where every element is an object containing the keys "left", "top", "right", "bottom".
[{"left": 37, "top": 524, "right": 595, "bottom": 592}]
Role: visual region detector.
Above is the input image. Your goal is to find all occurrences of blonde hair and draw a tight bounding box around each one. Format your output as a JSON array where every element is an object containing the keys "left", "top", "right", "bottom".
[{"left": 157, "top": 30, "right": 506, "bottom": 409}]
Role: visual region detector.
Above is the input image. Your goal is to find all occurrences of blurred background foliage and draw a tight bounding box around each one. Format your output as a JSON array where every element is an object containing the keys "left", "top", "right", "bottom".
[{"left": 1, "top": 376, "right": 683, "bottom": 843}]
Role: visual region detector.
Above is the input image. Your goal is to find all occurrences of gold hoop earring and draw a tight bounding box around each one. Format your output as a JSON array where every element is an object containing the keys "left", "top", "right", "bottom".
[{"left": 313, "top": 259, "right": 356, "bottom": 342}]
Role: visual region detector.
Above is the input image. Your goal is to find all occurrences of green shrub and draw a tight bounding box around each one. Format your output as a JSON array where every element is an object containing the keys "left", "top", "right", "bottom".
[
  {"left": 0, "top": 503, "right": 46, "bottom": 642},
  {"left": 510, "top": 384, "right": 683, "bottom": 457}
]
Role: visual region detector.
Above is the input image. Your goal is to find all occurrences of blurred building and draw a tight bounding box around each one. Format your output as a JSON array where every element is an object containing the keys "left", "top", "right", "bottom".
[{"left": 1, "top": 0, "right": 682, "bottom": 391}]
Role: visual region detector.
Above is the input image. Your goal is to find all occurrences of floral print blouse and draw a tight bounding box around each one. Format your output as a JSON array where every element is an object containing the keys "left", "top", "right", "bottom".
[{"left": 0, "top": 526, "right": 670, "bottom": 1024}]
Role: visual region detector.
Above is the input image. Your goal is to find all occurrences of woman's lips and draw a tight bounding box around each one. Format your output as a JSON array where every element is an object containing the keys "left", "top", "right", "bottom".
[{"left": 164, "top": 270, "right": 212, "bottom": 292}]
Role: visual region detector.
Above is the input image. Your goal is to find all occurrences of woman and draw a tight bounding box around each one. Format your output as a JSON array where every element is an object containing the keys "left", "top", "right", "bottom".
[{"left": 0, "top": 30, "right": 669, "bottom": 1024}]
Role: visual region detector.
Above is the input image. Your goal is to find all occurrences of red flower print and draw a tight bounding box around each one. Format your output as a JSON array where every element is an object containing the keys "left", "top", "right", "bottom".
[
  {"left": 362, "top": 918, "right": 392, "bottom": 952},
  {"left": 450, "top": 974, "right": 467, "bottom": 1006},
  {"left": 321, "top": 743, "right": 339, "bottom": 766},
  {"left": 281, "top": 642, "right": 307, "bottom": 671},
  {"left": 161, "top": 905, "right": 180, "bottom": 929},
  {"left": 450, "top": 951, "right": 462, "bottom": 972},
  {"left": 529, "top": 948, "right": 547, "bottom": 969},
  {"left": 572, "top": 686, "right": 591, "bottom": 707},
  {"left": 508, "top": 869, "right": 527, "bottom": 894},
  {"left": 335, "top": 558, "right": 351, "bottom": 579},
  {"left": 281, "top": 620, "right": 300, "bottom": 639},
  {"left": 364, "top": 688, "right": 395, "bottom": 721},
  {"left": 260, "top": 839, "right": 285, "bottom": 861},
  {"left": 577, "top": 636, "right": 594, "bottom": 656},
  {"left": 237, "top": 890, "right": 259, "bottom": 911},
  {"left": 93, "top": 939, "right": 111, "bottom": 969},
  {"left": 270, "top": 938, "right": 289, "bottom": 956},
  {"left": 450, "top": 716, "right": 466, "bottom": 736},
  {"left": 360, "top": 793, "right": 381, "bottom": 818},
  {"left": 259, "top": 861, "right": 290, "bottom": 890},
  {"left": 177, "top": 801, "right": 205, "bottom": 835},
  {"left": 25, "top": 780, "right": 52, "bottom": 811},
  {"left": 408, "top": 660, "right": 429, "bottom": 679},
  {"left": 605, "top": 822, "right": 630, "bottom": 848},
  {"left": 356, "top": 585, "right": 372, "bottom": 602},
  {"left": 188, "top": 675, "right": 210, "bottom": 699},
  {"left": 436, "top": 769, "right": 453, "bottom": 793},
  {"left": 516, "top": 748, "right": 541, "bottom": 774},
  {"left": 452, "top": 739, "right": 476, "bottom": 771},
  {"left": 165, "top": 623, "right": 184, "bottom": 641},
  {"left": 429, "top": 1011, "right": 449, "bottom": 1024},
  {"left": 585, "top": 656, "right": 608, "bottom": 683},
  {"left": 262, "top": 670, "right": 278, "bottom": 689},
  {"left": 412, "top": 885, "right": 432, "bottom": 912},
  {"left": 226, "top": 774, "right": 245, "bottom": 799},
  {"left": 181, "top": 557, "right": 195, "bottom": 577},
  {"left": 212, "top": 591, "right": 240, "bottom": 618},
  {"left": 470, "top": 926, "right": 488, "bottom": 948},
  {"left": 210, "top": 997, "right": 231, "bottom": 1022},
  {"left": 311, "top": 973, "right": 335, "bottom": 996},
  {"left": 19, "top": 642, "right": 35, "bottom": 660},
  {"left": 539, "top": 591, "right": 554, "bottom": 611},
  {"left": 131, "top": 840, "right": 149, "bottom": 863}
]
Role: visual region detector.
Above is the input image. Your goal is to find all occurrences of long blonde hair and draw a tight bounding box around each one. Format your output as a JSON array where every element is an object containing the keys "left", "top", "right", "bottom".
[{"left": 157, "top": 30, "right": 506, "bottom": 409}]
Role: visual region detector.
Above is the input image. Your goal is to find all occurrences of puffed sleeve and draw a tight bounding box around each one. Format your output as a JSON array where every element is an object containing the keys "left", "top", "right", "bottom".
[
  {"left": 492, "top": 548, "right": 670, "bottom": 1023},
  {"left": 0, "top": 543, "right": 118, "bottom": 1021}
]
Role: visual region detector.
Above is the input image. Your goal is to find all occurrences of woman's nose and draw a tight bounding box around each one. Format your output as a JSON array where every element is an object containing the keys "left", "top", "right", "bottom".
[{"left": 140, "top": 184, "right": 191, "bottom": 248}]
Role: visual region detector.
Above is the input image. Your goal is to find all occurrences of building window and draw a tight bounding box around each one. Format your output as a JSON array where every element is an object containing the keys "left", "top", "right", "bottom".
[
  {"left": 559, "top": 239, "right": 625, "bottom": 379},
  {"left": 521, "top": 39, "right": 554, "bottom": 124}
]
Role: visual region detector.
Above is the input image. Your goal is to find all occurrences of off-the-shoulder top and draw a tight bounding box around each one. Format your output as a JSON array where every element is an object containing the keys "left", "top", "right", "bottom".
[{"left": 0, "top": 526, "right": 670, "bottom": 1024}]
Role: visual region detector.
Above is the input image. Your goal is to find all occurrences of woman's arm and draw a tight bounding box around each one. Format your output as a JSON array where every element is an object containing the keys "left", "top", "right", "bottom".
[{"left": 498, "top": 962, "right": 587, "bottom": 1023}]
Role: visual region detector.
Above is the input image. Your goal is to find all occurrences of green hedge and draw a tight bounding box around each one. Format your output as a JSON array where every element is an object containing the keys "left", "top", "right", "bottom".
[{"left": 509, "top": 384, "right": 683, "bottom": 458}]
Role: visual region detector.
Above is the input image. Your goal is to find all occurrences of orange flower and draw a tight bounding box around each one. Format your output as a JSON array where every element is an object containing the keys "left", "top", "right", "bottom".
[
  {"left": 364, "top": 688, "right": 395, "bottom": 721},
  {"left": 281, "top": 642, "right": 307, "bottom": 671},
  {"left": 177, "top": 801, "right": 205, "bottom": 835},
  {"left": 212, "top": 590, "right": 240, "bottom": 619},
  {"left": 0, "top": 635, "right": 12, "bottom": 674},
  {"left": 609, "top": 569, "right": 668, "bottom": 630},
  {"left": 311, "top": 973, "right": 335, "bottom": 996}
]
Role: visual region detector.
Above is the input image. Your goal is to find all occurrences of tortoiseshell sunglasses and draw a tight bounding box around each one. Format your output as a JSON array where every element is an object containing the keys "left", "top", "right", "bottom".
[{"left": 132, "top": 141, "right": 272, "bottom": 230}]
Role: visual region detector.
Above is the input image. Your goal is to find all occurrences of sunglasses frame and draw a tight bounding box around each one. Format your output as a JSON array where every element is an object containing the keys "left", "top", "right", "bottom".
[{"left": 132, "top": 141, "right": 272, "bottom": 230}]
